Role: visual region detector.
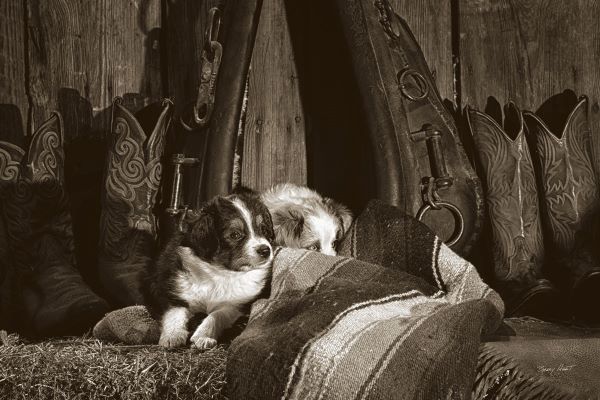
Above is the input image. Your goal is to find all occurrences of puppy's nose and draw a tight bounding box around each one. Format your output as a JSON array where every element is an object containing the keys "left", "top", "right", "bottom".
[{"left": 256, "top": 244, "right": 271, "bottom": 259}]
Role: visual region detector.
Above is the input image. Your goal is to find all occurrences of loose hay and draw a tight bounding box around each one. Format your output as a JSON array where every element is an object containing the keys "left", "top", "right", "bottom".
[{"left": 0, "top": 333, "right": 227, "bottom": 400}]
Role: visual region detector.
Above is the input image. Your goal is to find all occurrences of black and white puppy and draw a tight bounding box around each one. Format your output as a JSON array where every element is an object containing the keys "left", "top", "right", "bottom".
[
  {"left": 142, "top": 189, "right": 275, "bottom": 349},
  {"left": 261, "top": 183, "right": 353, "bottom": 256}
]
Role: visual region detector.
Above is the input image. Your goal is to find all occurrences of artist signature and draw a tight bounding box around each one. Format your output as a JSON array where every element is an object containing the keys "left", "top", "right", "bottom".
[{"left": 537, "top": 364, "right": 575, "bottom": 376}]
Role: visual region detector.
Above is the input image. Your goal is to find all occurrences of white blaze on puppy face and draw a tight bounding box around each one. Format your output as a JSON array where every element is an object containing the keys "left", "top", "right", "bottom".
[
  {"left": 231, "top": 197, "right": 273, "bottom": 268},
  {"left": 306, "top": 211, "right": 339, "bottom": 256}
]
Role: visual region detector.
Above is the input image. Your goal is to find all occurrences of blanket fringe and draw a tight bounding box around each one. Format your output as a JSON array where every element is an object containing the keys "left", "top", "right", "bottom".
[{"left": 474, "top": 344, "right": 580, "bottom": 400}]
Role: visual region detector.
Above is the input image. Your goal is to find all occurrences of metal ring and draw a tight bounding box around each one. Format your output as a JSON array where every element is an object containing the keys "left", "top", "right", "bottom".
[
  {"left": 179, "top": 101, "right": 199, "bottom": 132},
  {"left": 398, "top": 68, "right": 429, "bottom": 101},
  {"left": 179, "top": 115, "right": 195, "bottom": 132},
  {"left": 193, "top": 103, "right": 209, "bottom": 124},
  {"left": 416, "top": 201, "right": 464, "bottom": 247}
]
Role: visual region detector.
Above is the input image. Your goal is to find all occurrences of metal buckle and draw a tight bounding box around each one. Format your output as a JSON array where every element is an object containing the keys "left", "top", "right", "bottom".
[
  {"left": 166, "top": 154, "right": 200, "bottom": 217},
  {"left": 409, "top": 124, "right": 453, "bottom": 190},
  {"left": 411, "top": 125, "right": 463, "bottom": 247}
]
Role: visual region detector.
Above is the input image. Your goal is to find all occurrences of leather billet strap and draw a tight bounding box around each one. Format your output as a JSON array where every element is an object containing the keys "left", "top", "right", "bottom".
[
  {"left": 176, "top": 0, "right": 263, "bottom": 210},
  {"left": 334, "top": 0, "right": 483, "bottom": 254},
  {"left": 198, "top": 0, "right": 263, "bottom": 204}
]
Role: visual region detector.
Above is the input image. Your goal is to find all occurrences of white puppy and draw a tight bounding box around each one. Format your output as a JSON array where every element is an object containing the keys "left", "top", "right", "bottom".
[{"left": 261, "top": 183, "right": 353, "bottom": 255}]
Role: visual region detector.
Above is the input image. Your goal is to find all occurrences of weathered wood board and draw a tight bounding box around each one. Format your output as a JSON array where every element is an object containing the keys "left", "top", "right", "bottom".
[
  {"left": 240, "top": 0, "right": 307, "bottom": 190},
  {"left": 461, "top": 0, "right": 600, "bottom": 109},
  {"left": 460, "top": 0, "right": 600, "bottom": 175},
  {"left": 22, "top": 0, "right": 162, "bottom": 139},
  {"left": 0, "top": 0, "right": 28, "bottom": 143}
]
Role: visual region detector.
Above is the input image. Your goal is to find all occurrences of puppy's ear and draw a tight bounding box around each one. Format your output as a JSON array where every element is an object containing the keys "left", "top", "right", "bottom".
[
  {"left": 232, "top": 185, "right": 258, "bottom": 197},
  {"left": 271, "top": 206, "right": 305, "bottom": 246},
  {"left": 261, "top": 206, "right": 276, "bottom": 243},
  {"left": 179, "top": 209, "right": 201, "bottom": 231},
  {"left": 324, "top": 198, "right": 353, "bottom": 234},
  {"left": 181, "top": 205, "right": 219, "bottom": 259}
]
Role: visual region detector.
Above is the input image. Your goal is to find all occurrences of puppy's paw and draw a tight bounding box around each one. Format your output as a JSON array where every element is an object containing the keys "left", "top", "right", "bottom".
[
  {"left": 191, "top": 336, "right": 217, "bottom": 350},
  {"left": 190, "top": 315, "right": 216, "bottom": 348},
  {"left": 158, "top": 329, "right": 188, "bottom": 348}
]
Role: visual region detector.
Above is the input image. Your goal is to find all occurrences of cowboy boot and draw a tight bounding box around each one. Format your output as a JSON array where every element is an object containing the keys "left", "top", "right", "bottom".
[
  {"left": 523, "top": 95, "right": 600, "bottom": 321},
  {"left": 98, "top": 98, "right": 173, "bottom": 307},
  {"left": 0, "top": 141, "right": 27, "bottom": 332},
  {"left": 0, "top": 210, "right": 10, "bottom": 329},
  {"left": 1, "top": 112, "right": 109, "bottom": 336},
  {"left": 467, "top": 103, "right": 560, "bottom": 318}
]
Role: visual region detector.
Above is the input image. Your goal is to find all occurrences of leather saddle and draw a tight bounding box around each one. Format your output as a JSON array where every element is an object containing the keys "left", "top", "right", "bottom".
[{"left": 333, "top": 0, "right": 484, "bottom": 255}]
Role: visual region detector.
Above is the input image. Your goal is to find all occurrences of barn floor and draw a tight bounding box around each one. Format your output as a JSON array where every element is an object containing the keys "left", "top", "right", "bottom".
[{"left": 0, "top": 332, "right": 227, "bottom": 400}]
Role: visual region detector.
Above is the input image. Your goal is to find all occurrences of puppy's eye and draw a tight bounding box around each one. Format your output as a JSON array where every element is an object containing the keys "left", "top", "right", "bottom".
[
  {"left": 306, "top": 244, "right": 320, "bottom": 252},
  {"left": 332, "top": 240, "right": 339, "bottom": 250},
  {"left": 229, "top": 231, "right": 244, "bottom": 241}
]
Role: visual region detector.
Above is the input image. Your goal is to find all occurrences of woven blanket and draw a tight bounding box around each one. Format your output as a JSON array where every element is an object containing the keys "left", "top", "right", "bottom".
[{"left": 227, "top": 200, "right": 504, "bottom": 400}]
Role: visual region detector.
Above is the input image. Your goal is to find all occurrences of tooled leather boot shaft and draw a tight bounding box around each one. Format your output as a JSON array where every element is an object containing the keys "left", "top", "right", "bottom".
[
  {"left": 524, "top": 97, "right": 599, "bottom": 255},
  {"left": 98, "top": 98, "right": 173, "bottom": 307}
]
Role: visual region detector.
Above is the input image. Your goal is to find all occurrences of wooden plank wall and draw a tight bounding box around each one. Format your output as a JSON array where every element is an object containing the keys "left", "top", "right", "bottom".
[
  {"left": 242, "top": 0, "right": 600, "bottom": 190},
  {"left": 0, "top": 1, "right": 28, "bottom": 144},
  {"left": 241, "top": 0, "right": 307, "bottom": 190},
  {"left": 3, "top": 0, "right": 600, "bottom": 190},
  {"left": 0, "top": 1, "right": 27, "bottom": 115},
  {"left": 461, "top": 0, "right": 600, "bottom": 111},
  {"left": 11, "top": 0, "right": 162, "bottom": 140}
]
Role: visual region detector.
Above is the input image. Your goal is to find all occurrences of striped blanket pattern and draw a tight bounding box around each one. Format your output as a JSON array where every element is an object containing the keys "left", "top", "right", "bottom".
[{"left": 227, "top": 200, "right": 504, "bottom": 400}]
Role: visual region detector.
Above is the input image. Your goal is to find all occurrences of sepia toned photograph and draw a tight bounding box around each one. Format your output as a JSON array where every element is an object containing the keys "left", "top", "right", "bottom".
[{"left": 1, "top": 0, "right": 599, "bottom": 398}]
